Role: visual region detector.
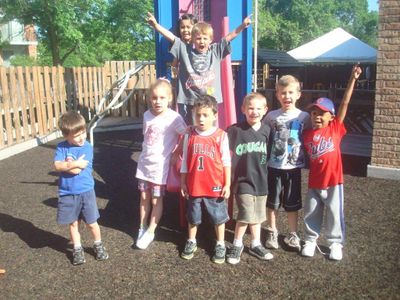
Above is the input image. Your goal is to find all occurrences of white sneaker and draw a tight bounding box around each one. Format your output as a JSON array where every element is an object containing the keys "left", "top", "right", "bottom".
[
  {"left": 265, "top": 229, "right": 279, "bottom": 249},
  {"left": 136, "top": 231, "right": 154, "bottom": 250},
  {"left": 284, "top": 232, "right": 301, "bottom": 252},
  {"left": 329, "top": 243, "right": 343, "bottom": 261},
  {"left": 301, "top": 241, "right": 317, "bottom": 257}
]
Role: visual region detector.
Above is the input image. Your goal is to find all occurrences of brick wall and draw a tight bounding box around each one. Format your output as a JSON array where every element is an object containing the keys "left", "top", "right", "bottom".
[{"left": 368, "top": 0, "right": 400, "bottom": 179}]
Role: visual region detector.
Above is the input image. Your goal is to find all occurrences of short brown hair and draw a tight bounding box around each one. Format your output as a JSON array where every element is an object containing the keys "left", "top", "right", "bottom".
[
  {"left": 242, "top": 92, "right": 267, "bottom": 108},
  {"left": 193, "top": 95, "right": 218, "bottom": 115},
  {"left": 58, "top": 111, "right": 86, "bottom": 137},
  {"left": 191, "top": 22, "right": 213, "bottom": 40},
  {"left": 276, "top": 75, "right": 301, "bottom": 92}
]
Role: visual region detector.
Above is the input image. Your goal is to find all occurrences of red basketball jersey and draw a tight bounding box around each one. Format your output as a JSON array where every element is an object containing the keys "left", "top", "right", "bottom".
[{"left": 186, "top": 128, "right": 225, "bottom": 197}]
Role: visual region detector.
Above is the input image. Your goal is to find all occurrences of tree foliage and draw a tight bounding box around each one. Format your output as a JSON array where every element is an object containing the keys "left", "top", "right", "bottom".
[
  {"left": 258, "top": 0, "right": 378, "bottom": 51},
  {"left": 0, "top": 0, "right": 154, "bottom": 66}
]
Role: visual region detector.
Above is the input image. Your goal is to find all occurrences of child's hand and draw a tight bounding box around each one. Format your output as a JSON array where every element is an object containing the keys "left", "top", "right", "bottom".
[
  {"left": 146, "top": 12, "right": 158, "bottom": 28},
  {"left": 352, "top": 64, "right": 362, "bottom": 80},
  {"left": 181, "top": 184, "right": 189, "bottom": 199},
  {"left": 75, "top": 154, "right": 88, "bottom": 169},
  {"left": 221, "top": 185, "right": 230, "bottom": 199},
  {"left": 242, "top": 15, "right": 252, "bottom": 28}
]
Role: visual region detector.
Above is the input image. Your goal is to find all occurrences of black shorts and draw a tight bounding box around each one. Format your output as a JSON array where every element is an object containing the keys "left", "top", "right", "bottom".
[{"left": 266, "top": 167, "right": 302, "bottom": 212}]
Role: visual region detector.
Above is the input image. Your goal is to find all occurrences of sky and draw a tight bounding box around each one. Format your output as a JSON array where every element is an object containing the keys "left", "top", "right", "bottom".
[{"left": 368, "top": 0, "right": 379, "bottom": 11}]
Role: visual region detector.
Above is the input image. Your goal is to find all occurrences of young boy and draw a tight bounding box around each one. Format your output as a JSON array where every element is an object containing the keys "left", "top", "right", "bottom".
[
  {"left": 180, "top": 95, "right": 231, "bottom": 264},
  {"left": 54, "top": 111, "right": 108, "bottom": 265},
  {"left": 302, "top": 65, "right": 362, "bottom": 261},
  {"left": 263, "top": 75, "right": 311, "bottom": 252},
  {"left": 226, "top": 92, "right": 273, "bottom": 265},
  {"left": 147, "top": 12, "right": 251, "bottom": 123}
]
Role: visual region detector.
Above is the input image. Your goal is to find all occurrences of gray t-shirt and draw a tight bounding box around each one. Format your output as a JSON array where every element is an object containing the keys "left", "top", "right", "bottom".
[
  {"left": 264, "top": 108, "right": 311, "bottom": 169},
  {"left": 170, "top": 38, "right": 231, "bottom": 105}
]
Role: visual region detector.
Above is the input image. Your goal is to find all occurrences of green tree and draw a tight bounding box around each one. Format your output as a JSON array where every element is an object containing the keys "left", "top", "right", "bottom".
[
  {"left": 0, "top": 0, "right": 154, "bottom": 66},
  {"left": 258, "top": 0, "right": 378, "bottom": 51}
]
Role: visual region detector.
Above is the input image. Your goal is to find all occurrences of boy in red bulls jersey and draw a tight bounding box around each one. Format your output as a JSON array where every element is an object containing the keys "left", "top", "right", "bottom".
[
  {"left": 302, "top": 65, "right": 362, "bottom": 261},
  {"left": 180, "top": 95, "right": 231, "bottom": 263}
]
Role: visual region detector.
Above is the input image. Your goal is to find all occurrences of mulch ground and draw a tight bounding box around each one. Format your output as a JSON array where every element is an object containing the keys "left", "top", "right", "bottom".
[{"left": 0, "top": 129, "right": 399, "bottom": 299}]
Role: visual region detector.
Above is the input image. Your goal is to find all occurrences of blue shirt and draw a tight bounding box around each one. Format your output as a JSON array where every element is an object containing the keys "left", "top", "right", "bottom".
[{"left": 54, "top": 140, "right": 94, "bottom": 196}]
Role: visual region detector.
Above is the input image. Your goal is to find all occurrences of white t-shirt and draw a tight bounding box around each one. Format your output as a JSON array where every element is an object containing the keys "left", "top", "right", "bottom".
[
  {"left": 264, "top": 108, "right": 311, "bottom": 169},
  {"left": 136, "top": 109, "right": 187, "bottom": 184}
]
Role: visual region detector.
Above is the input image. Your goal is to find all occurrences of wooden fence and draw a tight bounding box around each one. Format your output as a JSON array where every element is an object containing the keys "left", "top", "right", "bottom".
[{"left": 0, "top": 61, "right": 156, "bottom": 150}]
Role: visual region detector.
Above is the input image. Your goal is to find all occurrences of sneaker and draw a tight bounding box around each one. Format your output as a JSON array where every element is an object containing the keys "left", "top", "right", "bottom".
[
  {"left": 137, "top": 227, "right": 147, "bottom": 240},
  {"left": 136, "top": 231, "right": 155, "bottom": 250},
  {"left": 284, "top": 232, "right": 301, "bottom": 251},
  {"left": 265, "top": 229, "right": 279, "bottom": 249},
  {"left": 249, "top": 245, "right": 274, "bottom": 260},
  {"left": 226, "top": 245, "right": 244, "bottom": 265},
  {"left": 329, "top": 243, "right": 343, "bottom": 261},
  {"left": 181, "top": 240, "right": 197, "bottom": 260},
  {"left": 301, "top": 241, "right": 317, "bottom": 257},
  {"left": 93, "top": 242, "right": 109, "bottom": 261},
  {"left": 72, "top": 247, "right": 85, "bottom": 265},
  {"left": 212, "top": 244, "right": 226, "bottom": 264}
]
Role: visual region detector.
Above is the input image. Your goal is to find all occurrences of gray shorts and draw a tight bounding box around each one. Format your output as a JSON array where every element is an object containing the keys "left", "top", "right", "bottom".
[
  {"left": 187, "top": 197, "right": 229, "bottom": 225},
  {"left": 57, "top": 190, "right": 100, "bottom": 225},
  {"left": 236, "top": 194, "right": 267, "bottom": 224}
]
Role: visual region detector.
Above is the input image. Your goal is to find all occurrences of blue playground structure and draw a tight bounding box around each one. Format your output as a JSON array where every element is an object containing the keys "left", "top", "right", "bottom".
[{"left": 153, "top": 0, "right": 253, "bottom": 120}]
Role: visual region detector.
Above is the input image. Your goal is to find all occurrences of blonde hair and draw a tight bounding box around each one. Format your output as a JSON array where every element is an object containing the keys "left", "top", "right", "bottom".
[
  {"left": 149, "top": 78, "right": 173, "bottom": 101},
  {"left": 242, "top": 92, "right": 267, "bottom": 108},
  {"left": 58, "top": 111, "right": 86, "bottom": 137},
  {"left": 276, "top": 75, "right": 301, "bottom": 92},
  {"left": 191, "top": 22, "right": 213, "bottom": 40}
]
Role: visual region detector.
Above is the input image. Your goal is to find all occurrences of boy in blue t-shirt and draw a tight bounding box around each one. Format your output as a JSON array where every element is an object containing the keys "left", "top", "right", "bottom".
[{"left": 54, "top": 111, "right": 108, "bottom": 265}]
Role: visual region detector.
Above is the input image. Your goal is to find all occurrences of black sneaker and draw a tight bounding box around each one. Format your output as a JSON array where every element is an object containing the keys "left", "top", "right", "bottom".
[
  {"left": 226, "top": 245, "right": 244, "bottom": 265},
  {"left": 249, "top": 245, "right": 273, "bottom": 260},
  {"left": 181, "top": 240, "right": 197, "bottom": 260},
  {"left": 93, "top": 242, "right": 109, "bottom": 261},
  {"left": 212, "top": 244, "right": 226, "bottom": 264},
  {"left": 72, "top": 247, "right": 86, "bottom": 265}
]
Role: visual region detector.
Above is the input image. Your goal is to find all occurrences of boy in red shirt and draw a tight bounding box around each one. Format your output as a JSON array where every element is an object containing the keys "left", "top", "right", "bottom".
[
  {"left": 180, "top": 95, "right": 231, "bottom": 264},
  {"left": 302, "top": 65, "right": 362, "bottom": 261}
]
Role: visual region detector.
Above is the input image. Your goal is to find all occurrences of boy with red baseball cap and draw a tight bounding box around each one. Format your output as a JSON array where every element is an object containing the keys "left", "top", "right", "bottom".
[{"left": 302, "top": 65, "right": 362, "bottom": 261}]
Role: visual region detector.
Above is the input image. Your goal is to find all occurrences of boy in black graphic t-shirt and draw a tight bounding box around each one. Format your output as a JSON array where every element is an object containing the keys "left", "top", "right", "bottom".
[{"left": 226, "top": 92, "right": 273, "bottom": 264}]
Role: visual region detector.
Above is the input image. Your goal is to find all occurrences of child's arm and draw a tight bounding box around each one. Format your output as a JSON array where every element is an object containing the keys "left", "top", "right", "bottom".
[
  {"left": 221, "top": 166, "right": 231, "bottom": 199},
  {"left": 220, "top": 133, "right": 231, "bottom": 199},
  {"left": 337, "top": 65, "right": 362, "bottom": 123},
  {"left": 54, "top": 155, "right": 88, "bottom": 175},
  {"left": 146, "top": 12, "right": 176, "bottom": 43},
  {"left": 224, "top": 15, "right": 252, "bottom": 42},
  {"left": 180, "top": 134, "right": 189, "bottom": 199}
]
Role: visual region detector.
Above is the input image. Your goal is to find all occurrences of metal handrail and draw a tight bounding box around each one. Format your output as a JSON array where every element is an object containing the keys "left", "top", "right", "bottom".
[{"left": 88, "top": 61, "right": 152, "bottom": 145}]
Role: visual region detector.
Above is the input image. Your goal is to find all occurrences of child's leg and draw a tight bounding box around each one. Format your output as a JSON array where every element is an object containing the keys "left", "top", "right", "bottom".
[
  {"left": 139, "top": 190, "right": 151, "bottom": 228},
  {"left": 69, "top": 220, "right": 81, "bottom": 247},
  {"left": 148, "top": 196, "right": 163, "bottom": 233},
  {"left": 233, "top": 221, "right": 248, "bottom": 243},
  {"left": 287, "top": 211, "right": 298, "bottom": 233},
  {"left": 214, "top": 223, "right": 225, "bottom": 242},
  {"left": 324, "top": 184, "right": 345, "bottom": 245},
  {"left": 267, "top": 208, "right": 277, "bottom": 231},
  {"left": 188, "top": 223, "right": 198, "bottom": 240},
  {"left": 249, "top": 223, "right": 261, "bottom": 243},
  {"left": 303, "top": 189, "right": 324, "bottom": 242},
  {"left": 86, "top": 221, "right": 102, "bottom": 242}
]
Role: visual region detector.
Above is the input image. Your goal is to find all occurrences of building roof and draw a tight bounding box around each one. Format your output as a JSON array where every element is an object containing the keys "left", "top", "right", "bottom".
[
  {"left": 257, "top": 48, "right": 304, "bottom": 67},
  {"left": 288, "top": 28, "right": 377, "bottom": 64}
]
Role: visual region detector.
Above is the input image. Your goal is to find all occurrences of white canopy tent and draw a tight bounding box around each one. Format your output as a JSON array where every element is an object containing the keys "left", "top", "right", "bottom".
[{"left": 288, "top": 28, "right": 377, "bottom": 64}]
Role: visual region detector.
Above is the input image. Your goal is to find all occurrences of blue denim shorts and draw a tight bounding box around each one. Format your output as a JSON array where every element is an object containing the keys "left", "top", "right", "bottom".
[
  {"left": 57, "top": 189, "right": 100, "bottom": 225},
  {"left": 186, "top": 196, "right": 230, "bottom": 225}
]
